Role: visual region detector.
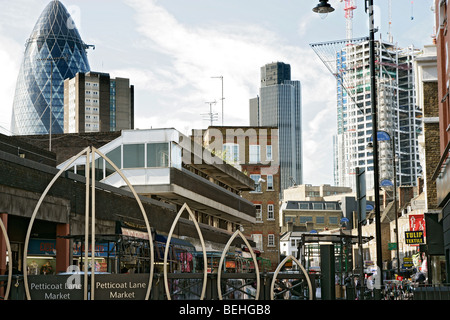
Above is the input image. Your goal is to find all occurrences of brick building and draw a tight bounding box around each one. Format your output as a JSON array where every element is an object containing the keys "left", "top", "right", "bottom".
[{"left": 202, "top": 126, "right": 280, "bottom": 271}]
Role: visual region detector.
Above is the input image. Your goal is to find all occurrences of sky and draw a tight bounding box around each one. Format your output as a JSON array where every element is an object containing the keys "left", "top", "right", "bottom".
[{"left": 0, "top": 0, "right": 437, "bottom": 186}]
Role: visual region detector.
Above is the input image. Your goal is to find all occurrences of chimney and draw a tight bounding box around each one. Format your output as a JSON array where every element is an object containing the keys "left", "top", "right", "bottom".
[{"left": 398, "top": 186, "right": 414, "bottom": 208}]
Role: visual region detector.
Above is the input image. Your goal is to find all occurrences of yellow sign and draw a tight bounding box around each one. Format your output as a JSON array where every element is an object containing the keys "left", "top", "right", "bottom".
[{"left": 405, "top": 231, "right": 424, "bottom": 244}]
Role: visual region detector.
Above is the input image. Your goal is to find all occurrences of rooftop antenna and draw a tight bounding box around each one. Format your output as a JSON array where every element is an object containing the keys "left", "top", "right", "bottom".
[
  {"left": 201, "top": 101, "right": 218, "bottom": 126},
  {"left": 211, "top": 76, "right": 224, "bottom": 125}
]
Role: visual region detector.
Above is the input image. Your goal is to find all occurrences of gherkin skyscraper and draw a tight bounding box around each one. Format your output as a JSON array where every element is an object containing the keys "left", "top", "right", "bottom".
[{"left": 11, "top": 0, "right": 91, "bottom": 136}]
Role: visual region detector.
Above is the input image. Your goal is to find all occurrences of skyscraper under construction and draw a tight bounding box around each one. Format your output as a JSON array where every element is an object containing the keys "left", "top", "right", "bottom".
[{"left": 331, "top": 40, "right": 422, "bottom": 191}]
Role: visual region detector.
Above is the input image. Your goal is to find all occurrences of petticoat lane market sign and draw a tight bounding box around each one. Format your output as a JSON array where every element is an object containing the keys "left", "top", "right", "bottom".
[{"left": 28, "top": 274, "right": 148, "bottom": 300}]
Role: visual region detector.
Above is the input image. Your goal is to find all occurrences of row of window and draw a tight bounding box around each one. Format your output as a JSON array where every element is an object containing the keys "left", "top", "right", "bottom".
[
  {"left": 223, "top": 143, "right": 272, "bottom": 164},
  {"left": 296, "top": 202, "right": 338, "bottom": 210},
  {"left": 252, "top": 233, "right": 276, "bottom": 251},
  {"left": 249, "top": 174, "right": 274, "bottom": 192},
  {"left": 254, "top": 204, "right": 274, "bottom": 222},
  {"left": 104, "top": 143, "right": 170, "bottom": 171},
  {"left": 285, "top": 216, "right": 339, "bottom": 224}
]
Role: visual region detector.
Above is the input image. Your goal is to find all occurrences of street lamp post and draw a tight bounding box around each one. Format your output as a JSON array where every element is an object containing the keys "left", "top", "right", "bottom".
[
  {"left": 369, "top": 130, "right": 400, "bottom": 276},
  {"left": 313, "top": 0, "right": 383, "bottom": 296}
]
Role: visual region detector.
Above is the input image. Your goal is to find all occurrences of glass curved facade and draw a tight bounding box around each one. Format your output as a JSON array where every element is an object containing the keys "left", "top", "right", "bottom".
[{"left": 11, "top": 0, "right": 90, "bottom": 135}]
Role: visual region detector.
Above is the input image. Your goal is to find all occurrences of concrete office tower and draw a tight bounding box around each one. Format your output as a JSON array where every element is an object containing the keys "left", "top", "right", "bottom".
[
  {"left": 333, "top": 40, "right": 422, "bottom": 191},
  {"left": 249, "top": 62, "right": 302, "bottom": 194},
  {"left": 64, "top": 71, "right": 134, "bottom": 133},
  {"left": 11, "top": 0, "right": 91, "bottom": 135}
]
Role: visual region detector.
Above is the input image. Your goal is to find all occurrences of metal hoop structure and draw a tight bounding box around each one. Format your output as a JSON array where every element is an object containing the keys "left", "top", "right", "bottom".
[
  {"left": 0, "top": 217, "right": 12, "bottom": 300},
  {"left": 23, "top": 147, "right": 155, "bottom": 300},
  {"left": 217, "top": 229, "right": 260, "bottom": 300},
  {"left": 270, "top": 255, "right": 313, "bottom": 300},
  {"left": 163, "top": 203, "right": 207, "bottom": 300}
]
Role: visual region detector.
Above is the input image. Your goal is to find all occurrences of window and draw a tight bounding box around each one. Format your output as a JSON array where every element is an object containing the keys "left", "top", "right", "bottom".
[
  {"left": 299, "top": 203, "right": 309, "bottom": 210},
  {"left": 255, "top": 204, "right": 262, "bottom": 222},
  {"left": 312, "top": 203, "right": 323, "bottom": 210},
  {"left": 316, "top": 216, "right": 325, "bottom": 224},
  {"left": 147, "top": 143, "right": 169, "bottom": 167},
  {"left": 267, "top": 175, "right": 274, "bottom": 190},
  {"left": 299, "top": 216, "right": 313, "bottom": 224},
  {"left": 123, "top": 144, "right": 145, "bottom": 168},
  {"left": 252, "top": 234, "right": 263, "bottom": 251},
  {"left": 250, "top": 174, "right": 262, "bottom": 192},
  {"left": 266, "top": 145, "right": 272, "bottom": 161},
  {"left": 268, "top": 234, "right": 275, "bottom": 247},
  {"left": 223, "top": 143, "right": 239, "bottom": 163},
  {"left": 249, "top": 145, "right": 260, "bottom": 163},
  {"left": 285, "top": 216, "right": 295, "bottom": 224},
  {"left": 329, "top": 217, "right": 339, "bottom": 224},
  {"left": 105, "top": 146, "right": 122, "bottom": 176},
  {"left": 267, "top": 204, "right": 274, "bottom": 220},
  {"left": 325, "top": 203, "right": 336, "bottom": 210}
]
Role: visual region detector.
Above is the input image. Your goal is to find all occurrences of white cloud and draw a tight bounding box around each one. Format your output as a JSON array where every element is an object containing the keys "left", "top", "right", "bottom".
[
  {"left": 122, "top": 0, "right": 336, "bottom": 185},
  {"left": 0, "top": 35, "right": 22, "bottom": 133}
]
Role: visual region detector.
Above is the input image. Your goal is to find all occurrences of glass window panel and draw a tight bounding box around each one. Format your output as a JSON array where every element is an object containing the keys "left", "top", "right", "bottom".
[
  {"left": 299, "top": 203, "right": 309, "bottom": 209},
  {"left": 123, "top": 144, "right": 145, "bottom": 168},
  {"left": 250, "top": 174, "right": 261, "bottom": 192},
  {"left": 105, "top": 146, "right": 122, "bottom": 176},
  {"left": 147, "top": 143, "right": 169, "bottom": 167},
  {"left": 312, "top": 203, "right": 323, "bottom": 210},
  {"left": 325, "top": 203, "right": 336, "bottom": 210},
  {"left": 329, "top": 217, "right": 339, "bottom": 224},
  {"left": 255, "top": 204, "right": 262, "bottom": 222},
  {"left": 249, "top": 145, "right": 260, "bottom": 163},
  {"left": 266, "top": 145, "right": 272, "bottom": 161},
  {"left": 267, "top": 175, "right": 274, "bottom": 190},
  {"left": 299, "top": 216, "right": 313, "bottom": 223},
  {"left": 95, "top": 157, "right": 104, "bottom": 180},
  {"left": 267, "top": 204, "right": 274, "bottom": 220}
]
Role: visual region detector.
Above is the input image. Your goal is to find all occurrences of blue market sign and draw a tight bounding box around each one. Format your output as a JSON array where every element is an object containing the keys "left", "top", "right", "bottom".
[
  {"left": 370, "top": 131, "right": 391, "bottom": 142},
  {"left": 380, "top": 179, "right": 393, "bottom": 187}
]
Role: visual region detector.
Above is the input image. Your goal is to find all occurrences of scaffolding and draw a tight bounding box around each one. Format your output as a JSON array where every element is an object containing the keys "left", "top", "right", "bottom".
[{"left": 310, "top": 38, "right": 422, "bottom": 191}]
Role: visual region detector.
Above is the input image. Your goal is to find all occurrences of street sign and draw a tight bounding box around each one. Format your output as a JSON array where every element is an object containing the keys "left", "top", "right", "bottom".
[
  {"left": 405, "top": 231, "right": 424, "bottom": 245},
  {"left": 370, "top": 131, "right": 391, "bottom": 142},
  {"left": 388, "top": 242, "right": 397, "bottom": 250}
]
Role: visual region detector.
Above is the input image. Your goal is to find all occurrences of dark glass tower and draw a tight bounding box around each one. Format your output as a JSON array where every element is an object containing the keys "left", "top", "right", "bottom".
[
  {"left": 11, "top": 0, "right": 91, "bottom": 135},
  {"left": 250, "top": 62, "right": 302, "bottom": 194}
]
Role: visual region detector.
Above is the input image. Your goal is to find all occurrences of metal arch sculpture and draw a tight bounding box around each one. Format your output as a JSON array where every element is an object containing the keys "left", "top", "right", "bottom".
[
  {"left": 23, "top": 147, "right": 155, "bottom": 300},
  {"left": 93, "top": 147, "right": 155, "bottom": 300},
  {"left": 0, "top": 217, "right": 12, "bottom": 300},
  {"left": 270, "top": 255, "right": 313, "bottom": 300},
  {"left": 163, "top": 203, "right": 207, "bottom": 300},
  {"left": 217, "top": 230, "right": 260, "bottom": 300},
  {"left": 23, "top": 147, "right": 89, "bottom": 300}
]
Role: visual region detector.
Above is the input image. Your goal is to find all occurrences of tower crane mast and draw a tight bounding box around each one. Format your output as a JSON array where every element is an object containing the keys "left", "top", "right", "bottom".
[{"left": 342, "top": 0, "right": 357, "bottom": 40}]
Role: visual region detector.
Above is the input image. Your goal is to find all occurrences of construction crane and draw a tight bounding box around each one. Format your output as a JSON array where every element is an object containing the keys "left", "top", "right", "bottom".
[{"left": 341, "top": 0, "right": 357, "bottom": 40}]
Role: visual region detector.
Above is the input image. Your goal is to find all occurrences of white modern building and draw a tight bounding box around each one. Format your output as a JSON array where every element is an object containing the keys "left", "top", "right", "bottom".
[{"left": 57, "top": 128, "right": 257, "bottom": 250}]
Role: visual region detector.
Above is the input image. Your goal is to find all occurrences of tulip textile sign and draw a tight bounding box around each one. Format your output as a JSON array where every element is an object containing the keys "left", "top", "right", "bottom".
[{"left": 405, "top": 231, "right": 424, "bottom": 245}]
